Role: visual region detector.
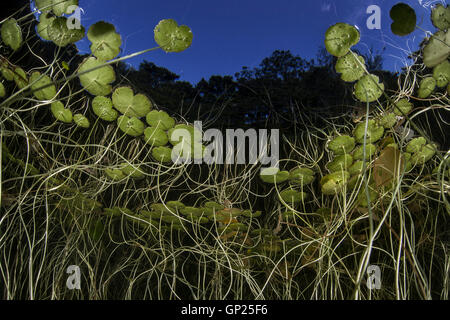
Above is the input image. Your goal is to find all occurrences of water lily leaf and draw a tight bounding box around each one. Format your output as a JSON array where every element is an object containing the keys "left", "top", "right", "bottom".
[
  {"left": 423, "top": 30, "right": 450, "bottom": 68},
  {"left": 393, "top": 98, "right": 412, "bottom": 116},
  {"left": 78, "top": 57, "right": 116, "bottom": 96},
  {"left": 324, "top": 23, "right": 360, "bottom": 57},
  {"left": 87, "top": 21, "right": 122, "bottom": 61},
  {"left": 37, "top": 13, "right": 55, "bottom": 41},
  {"left": 354, "top": 120, "right": 384, "bottom": 144},
  {"left": 166, "top": 201, "right": 185, "bottom": 210},
  {"left": 356, "top": 185, "right": 379, "bottom": 207},
  {"left": 112, "top": 86, "right": 152, "bottom": 117},
  {"left": 390, "top": 3, "right": 417, "bottom": 36},
  {"left": 30, "top": 71, "right": 57, "bottom": 100},
  {"left": 146, "top": 110, "right": 175, "bottom": 130},
  {"left": 410, "top": 142, "right": 435, "bottom": 165},
  {"left": 73, "top": 113, "right": 90, "bottom": 128},
  {"left": 289, "top": 167, "right": 315, "bottom": 185},
  {"left": 168, "top": 124, "right": 202, "bottom": 145},
  {"left": 144, "top": 126, "right": 169, "bottom": 147},
  {"left": 326, "top": 154, "right": 353, "bottom": 172},
  {"left": 151, "top": 146, "right": 173, "bottom": 163},
  {"left": 354, "top": 74, "right": 384, "bottom": 102},
  {"left": 105, "top": 167, "right": 126, "bottom": 181},
  {"left": 328, "top": 135, "right": 355, "bottom": 155},
  {"left": 320, "top": 171, "right": 350, "bottom": 195},
  {"left": 353, "top": 143, "right": 377, "bottom": 160},
  {"left": 417, "top": 77, "right": 436, "bottom": 98},
  {"left": 0, "top": 61, "right": 14, "bottom": 81},
  {"left": 348, "top": 160, "right": 364, "bottom": 175},
  {"left": 279, "top": 188, "right": 307, "bottom": 204},
  {"left": 406, "top": 137, "right": 426, "bottom": 154},
  {"left": 117, "top": 115, "right": 145, "bottom": 137},
  {"left": 1, "top": 18, "right": 22, "bottom": 51},
  {"left": 91, "top": 96, "right": 118, "bottom": 121},
  {"left": 154, "top": 19, "right": 193, "bottom": 53},
  {"left": 431, "top": 4, "right": 450, "bottom": 31},
  {"left": 50, "top": 101, "right": 73, "bottom": 123},
  {"left": 13, "top": 67, "right": 28, "bottom": 89},
  {"left": 260, "top": 167, "right": 289, "bottom": 184},
  {"left": 36, "top": 0, "right": 79, "bottom": 16},
  {"left": 335, "top": 52, "right": 365, "bottom": 82},
  {"left": 378, "top": 113, "right": 397, "bottom": 128},
  {"left": 373, "top": 146, "right": 404, "bottom": 187},
  {"left": 121, "top": 163, "right": 145, "bottom": 179},
  {"left": 432, "top": 59, "right": 450, "bottom": 87},
  {"left": 47, "top": 17, "right": 85, "bottom": 47},
  {"left": 0, "top": 82, "right": 5, "bottom": 97}
]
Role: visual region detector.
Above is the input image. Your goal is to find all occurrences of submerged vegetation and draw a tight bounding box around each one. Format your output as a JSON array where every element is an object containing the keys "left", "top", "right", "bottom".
[{"left": 0, "top": 1, "right": 449, "bottom": 300}]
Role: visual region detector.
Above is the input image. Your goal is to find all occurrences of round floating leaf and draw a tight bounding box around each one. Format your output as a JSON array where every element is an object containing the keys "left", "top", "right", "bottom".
[
  {"left": 151, "top": 146, "right": 173, "bottom": 163},
  {"left": 47, "top": 17, "right": 85, "bottom": 47},
  {"left": 432, "top": 60, "right": 450, "bottom": 87},
  {"left": 73, "top": 113, "right": 89, "bottom": 128},
  {"left": 328, "top": 135, "right": 355, "bottom": 155},
  {"left": 423, "top": 30, "right": 450, "bottom": 68},
  {"left": 390, "top": 3, "right": 417, "bottom": 36},
  {"left": 91, "top": 96, "right": 118, "bottom": 121},
  {"left": 117, "top": 115, "right": 145, "bottom": 137},
  {"left": 354, "top": 74, "right": 384, "bottom": 102},
  {"left": 1, "top": 18, "right": 22, "bottom": 51},
  {"left": 78, "top": 57, "right": 116, "bottom": 96},
  {"left": 354, "top": 120, "right": 384, "bottom": 144},
  {"left": 168, "top": 124, "right": 202, "bottom": 145},
  {"left": 154, "top": 19, "right": 193, "bottom": 53},
  {"left": 335, "top": 52, "right": 365, "bottom": 82},
  {"left": 144, "top": 126, "right": 169, "bottom": 147},
  {"left": 326, "top": 154, "right": 353, "bottom": 173},
  {"left": 289, "top": 167, "right": 315, "bottom": 185},
  {"left": 87, "top": 21, "right": 122, "bottom": 61},
  {"left": 0, "top": 82, "right": 5, "bottom": 97},
  {"left": 406, "top": 137, "right": 426, "bottom": 154},
  {"left": 166, "top": 201, "right": 185, "bottom": 210},
  {"left": 30, "top": 71, "right": 56, "bottom": 100},
  {"left": 431, "top": 4, "right": 450, "bottom": 31},
  {"left": 121, "top": 163, "right": 145, "bottom": 179},
  {"left": 348, "top": 160, "right": 364, "bottom": 176},
  {"left": 320, "top": 171, "right": 350, "bottom": 195},
  {"left": 417, "top": 77, "right": 436, "bottom": 98},
  {"left": 393, "top": 98, "right": 413, "bottom": 116},
  {"left": 353, "top": 143, "right": 377, "bottom": 160},
  {"left": 279, "top": 188, "right": 307, "bottom": 204},
  {"left": 356, "top": 185, "right": 378, "bottom": 207},
  {"left": 36, "top": 0, "right": 78, "bottom": 16},
  {"left": 259, "top": 167, "right": 289, "bottom": 184},
  {"left": 112, "top": 86, "right": 152, "bottom": 117},
  {"left": 145, "top": 110, "right": 175, "bottom": 130},
  {"left": 378, "top": 113, "right": 397, "bottom": 128},
  {"left": 0, "top": 61, "right": 14, "bottom": 81},
  {"left": 37, "top": 13, "right": 56, "bottom": 41},
  {"left": 324, "top": 23, "right": 360, "bottom": 57},
  {"left": 50, "top": 101, "right": 72, "bottom": 123},
  {"left": 105, "top": 167, "right": 126, "bottom": 181},
  {"left": 13, "top": 67, "right": 28, "bottom": 89}
]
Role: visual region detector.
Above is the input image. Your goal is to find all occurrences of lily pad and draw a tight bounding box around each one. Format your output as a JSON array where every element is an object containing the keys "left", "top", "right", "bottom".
[
  {"left": 35, "top": 0, "right": 79, "bottom": 16},
  {"left": 320, "top": 171, "right": 350, "bottom": 195},
  {"left": 145, "top": 110, "right": 175, "bottom": 130},
  {"left": 431, "top": 4, "right": 450, "bottom": 31},
  {"left": 121, "top": 163, "right": 145, "bottom": 179},
  {"left": 105, "top": 167, "right": 126, "bottom": 181},
  {"left": 154, "top": 19, "right": 193, "bottom": 53},
  {"left": 328, "top": 135, "right": 355, "bottom": 155},
  {"left": 87, "top": 21, "right": 122, "bottom": 61},
  {"left": 432, "top": 60, "right": 450, "bottom": 87},
  {"left": 168, "top": 124, "right": 202, "bottom": 145},
  {"left": 1, "top": 18, "right": 22, "bottom": 51},
  {"left": 378, "top": 113, "right": 397, "bottom": 128},
  {"left": 47, "top": 17, "right": 85, "bottom": 47},
  {"left": 0, "top": 82, "right": 5, "bottom": 98},
  {"left": 390, "top": 3, "right": 417, "bottom": 36},
  {"left": 117, "top": 115, "right": 145, "bottom": 137},
  {"left": 166, "top": 201, "right": 185, "bottom": 210},
  {"left": 279, "top": 188, "right": 307, "bottom": 204},
  {"left": 417, "top": 77, "right": 436, "bottom": 98},
  {"left": 0, "top": 61, "right": 14, "bottom": 81},
  {"left": 353, "top": 120, "right": 384, "bottom": 144},
  {"left": 151, "top": 146, "right": 173, "bottom": 163},
  {"left": 335, "top": 52, "right": 366, "bottom": 82},
  {"left": 112, "top": 86, "right": 152, "bottom": 117},
  {"left": 348, "top": 160, "right": 364, "bottom": 175},
  {"left": 30, "top": 71, "right": 57, "bottom": 100},
  {"left": 37, "top": 13, "right": 56, "bottom": 41},
  {"left": 91, "top": 96, "right": 118, "bottom": 121},
  {"left": 50, "top": 101, "right": 73, "bottom": 123},
  {"left": 289, "top": 167, "right": 315, "bottom": 185},
  {"left": 353, "top": 143, "right": 377, "bottom": 160},
  {"left": 78, "top": 57, "right": 116, "bottom": 96},
  {"left": 259, "top": 167, "right": 289, "bottom": 184},
  {"left": 324, "top": 23, "right": 360, "bottom": 57},
  {"left": 73, "top": 113, "right": 90, "bottom": 128},
  {"left": 354, "top": 74, "right": 384, "bottom": 102},
  {"left": 326, "top": 154, "right": 353, "bottom": 172},
  {"left": 423, "top": 30, "right": 450, "bottom": 68},
  {"left": 144, "top": 126, "right": 169, "bottom": 147},
  {"left": 393, "top": 98, "right": 413, "bottom": 116},
  {"left": 406, "top": 137, "right": 426, "bottom": 154},
  {"left": 13, "top": 67, "right": 28, "bottom": 89}
]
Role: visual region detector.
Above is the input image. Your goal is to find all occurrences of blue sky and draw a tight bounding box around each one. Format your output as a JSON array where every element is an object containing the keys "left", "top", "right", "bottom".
[{"left": 35, "top": 0, "right": 442, "bottom": 84}]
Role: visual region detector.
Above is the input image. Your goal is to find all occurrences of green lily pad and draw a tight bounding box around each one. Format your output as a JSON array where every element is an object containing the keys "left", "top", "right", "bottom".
[
  {"left": 121, "top": 163, "right": 145, "bottom": 179},
  {"left": 37, "top": 13, "right": 56, "bottom": 41},
  {"left": 87, "top": 21, "right": 122, "bottom": 61},
  {"left": 145, "top": 110, "right": 175, "bottom": 130},
  {"left": 393, "top": 98, "right": 413, "bottom": 116},
  {"left": 356, "top": 185, "right": 379, "bottom": 207},
  {"left": 78, "top": 57, "right": 116, "bottom": 96},
  {"left": 0, "top": 61, "right": 14, "bottom": 81},
  {"left": 353, "top": 143, "right": 377, "bottom": 160},
  {"left": 390, "top": 3, "right": 417, "bottom": 36},
  {"left": 91, "top": 96, "right": 118, "bottom": 121},
  {"left": 1, "top": 18, "right": 22, "bottom": 51},
  {"left": 354, "top": 120, "right": 384, "bottom": 144},
  {"left": 151, "top": 146, "right": 173, "bottom": 163},
  {"left": 378, "top": 113, "right": 397, "bottom": 128},
  {"left": 289, "top": 167, "right": 315, "bottom": 185},
  {"left": 144, "top": 126, "right": 169, "bottom": 147},
  {"left": 117, "top": 115, "right": 145, "bottom": 137},
  {"left": 242, "top": 210, "right": 262, "bottom": 218},
  {"left": 47, "top": 17, "right": 85, "bottom": 47},
  {"left": 279, "top": 188, "right": 307, "bottom": 204},
  {"left": 50, "top": 101, "right": 72, "bottom": 123},
  {"left": 324, "top": 23, "right": 360, "bottom": 57},
  {"left": 112, "top": 86, "right": 152, "bottom": 117},
  {"left": 423, "top": 30, "right": 450, "bottom": 68},
  {"left": 154, "top": 19, "right": 193, "bottom": 53},
  {"left": 13, "top": 67, "right": 28, "bottom": 89},
  {"left": 73, "top": 113, "right": 90, "bottom": 128},
  {"left": 406, "top": 137, "right": 426, "bottom": 154},
  {"left": 30, "top": 72, "right": 56, "bottom": 100},
  {"left": 0, "top": 82, "right": 5, "bottom": 98},
  {"left": 166, "top": 201, "right": 185, "bottom": 210},
  {"left": 335, "top": 52, "right": 365, "bottom": 82},
  {"left": 431, "top": 4, "right": 450, "bottom": 31},
  {"left": 354, "top": 74, "right": 384, "bottom": 102},
  {"left": 328, "top": 135, "right": 355, "bottom": 155},
  {"left": 260, "top": 167, "right": 289, "bottom": 184},
  {"left": 432, "top": 60, "right": 450, "bottom": 87},
  {"left": 168, "top": 124, "right": 202, "bottom": 145},
  {"left": 320, "top": 171, "right": 350, "bottom": 195},
  {"left": 348, "top": 160, "right": 364, "bottom": 175},
  {"left": 105, "top": 167, "right": 126, "bottom": 181},
  {"left": 417, "top": 77, "right": 436, "bottom": 98},
  {"left": 326, "top": 154, "right": 353, "bottom": 172},
  {"left": 35, "top": 0, "right": 79, "bottom": 16},
  {"left": 180, "top": 206, "right": 203, "bottom": 217}
]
